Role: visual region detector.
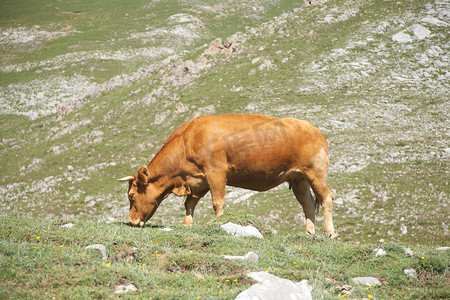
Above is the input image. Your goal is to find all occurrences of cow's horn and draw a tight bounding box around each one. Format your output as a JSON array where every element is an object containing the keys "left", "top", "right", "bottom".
[{"left": 117, "top": 176, "right": 134, "bottom": 182}]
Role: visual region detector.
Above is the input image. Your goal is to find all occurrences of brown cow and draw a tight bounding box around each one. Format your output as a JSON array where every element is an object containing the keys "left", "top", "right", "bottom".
[{"left": 118, "top": 114, "right": 336, "bottom": 238}]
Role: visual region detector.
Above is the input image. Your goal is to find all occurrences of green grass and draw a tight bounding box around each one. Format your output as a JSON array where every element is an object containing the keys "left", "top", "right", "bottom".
[{"left": 0, "top": 216, "right": 448, "bottom": 299}]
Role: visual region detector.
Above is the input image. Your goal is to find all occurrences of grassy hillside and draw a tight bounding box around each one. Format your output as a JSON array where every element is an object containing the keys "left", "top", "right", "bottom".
[
  {"left": 1, "top": 216, "right": 448, "bottom": 299},
  {"left": 0, "top": 0, "right": 449, "bottom": 250}
]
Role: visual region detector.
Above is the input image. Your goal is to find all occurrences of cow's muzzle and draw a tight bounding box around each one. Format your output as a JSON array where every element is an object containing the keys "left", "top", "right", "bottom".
[{"left": 129, "top": 219, "right": 145, "bottom": 227}]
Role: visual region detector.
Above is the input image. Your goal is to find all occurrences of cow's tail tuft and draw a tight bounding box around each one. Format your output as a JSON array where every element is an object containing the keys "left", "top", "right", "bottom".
[{"left": 315, "top": 196, "right": 320, "bottom": 216}]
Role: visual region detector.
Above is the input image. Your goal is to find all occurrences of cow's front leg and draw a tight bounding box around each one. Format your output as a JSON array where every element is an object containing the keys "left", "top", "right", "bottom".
[
  {"left": 183, "top": 195, "right": 200, "bottom": 226},
  {"left": 206, "top": 173, "right": 226, "bottom": 217}
]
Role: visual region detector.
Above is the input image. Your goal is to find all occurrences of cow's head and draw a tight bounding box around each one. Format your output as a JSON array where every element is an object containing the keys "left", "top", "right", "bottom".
[{"left": 117, "top": 166, "right": 163, "bottom": 227}]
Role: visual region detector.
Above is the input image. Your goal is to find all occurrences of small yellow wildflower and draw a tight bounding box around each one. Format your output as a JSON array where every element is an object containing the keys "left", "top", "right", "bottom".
[
  {"left": 368, "top": 294, "right": 373, "bottom": 299},
  {"left": 234, "top": 279, "right": 238, "bottom": 282},
  {"left": 174, "top": 274, "right": 179, "bottom": 277},
  {"left": 117, "top": 236, "right": 121, "bottom": 239},
  {"left": 226, "top": 279, "right": 230, "bottom": 282},
  {"left": 140, "top": 247, "right": 143, "bottom": 250},
  {"left": 341, "top": 294, "right": 347, "bottom": 298},
  {"left": 36, "top": 236, "right": 40, "bottom": 240},
  {"left": 149, "top": 240, "right": 152, "bottom": 243},
  {"left": 116, "top": 251, "right": 119, "bottom": 253},
  {"left": 106, "top": 263, "right": 111, "bottom": 267},
  {"left": 421, "top": 256, "right": 425, "bottom": 260},
  {"left": 126, "top": 263, "right": 130, "bottom": 266},
  {"left": 218, "top": 290, "right": 222, "bottom": 294},
  {"left": 365, "top": 287, "right": 369, "bottom": 290},
  {"left": 139, "top": 266, "right": 143, "bottom": 269},
  {"left": 293, "top": 261, "right": 297, "bottom": 265},
  {"left": 156, "top": 243, "right": 159, "bottom": 245}
]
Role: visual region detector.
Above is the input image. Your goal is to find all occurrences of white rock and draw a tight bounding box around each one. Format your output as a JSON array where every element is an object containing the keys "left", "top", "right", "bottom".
[
  {"left": 400, "top": 224, "right": 407, "bottom": 235},
  {"left": 235, "top": 271, "right": 312, "bottom": 300},
  {"left": 404, "top": 268, "right": 417, "bottom": 279},
  {"left": 161, "top": 227, "right": 173, "bottom": 232},
  {"left": 86, "top": 244, "right": 107, "bottom": 260},
  {"left": 392, "top": 31, "right": 412, "bottom": 43},
  {"left": 114, "top": 284, "right": 138, "bottom": 294},
  {"left": 410, "top": 24, "right": 431, "bottom": 40},
  {"left": 351, "top": 277, "right": 382, "bottom": 286},
  {"left": 375, "top": 248, "right": 387, "bottom": 256},
  {"left": 436, "top": 247, "right": 450, "bottom": 251},
  {"left": 427, "top": 46, "right": 443, "bottom": 56},
  {"left": 224, "top": 251, "right": 259, "bottom": 264},
  {"left": 221, "top": 222, "right": 264, "bottom": 239},
  {"left": 61, "top": 223, "right": 75, "bottom": 228},
  {"left": 421, "top": 16, "right": 448, "bottom": 27},
  {"left": 67, "top": 165, "right": 74, "bottom": 172},
  {"left": 403, "top": 247, "right": 414, "bottom": 257}
]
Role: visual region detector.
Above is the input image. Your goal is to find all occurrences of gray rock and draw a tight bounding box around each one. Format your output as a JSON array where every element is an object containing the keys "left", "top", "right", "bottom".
[
  {"left": 114, "top": 284, "right": 138, "bottom": 294},
  {"left": 221, "top": 222, "right": 264, "bottom": 239},
  {"left": 351, "top": 277, "right": 382, "bottom": 286},
  {"left": 235, "top": 271, "right": 312, "bottom": 300},
  {"left": 224, "top": 251, "right": 259, "bottom": 264},
  {"left": 404, "top": 268, "right": 417, "bottom": 279},
  {"left": 392, "top": 31, "right": 412, "bottom": 43},
  {"left": 86, "top": 244, "right": 107, "bottom": 260}
]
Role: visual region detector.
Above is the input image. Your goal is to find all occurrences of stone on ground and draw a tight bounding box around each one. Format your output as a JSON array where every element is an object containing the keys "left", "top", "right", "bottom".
[
  {"left": 235, "top": 271, "right": 312, "bottom": 300},
  {"left": 220, "top": 222, "right": 264, "bottom": 239}
]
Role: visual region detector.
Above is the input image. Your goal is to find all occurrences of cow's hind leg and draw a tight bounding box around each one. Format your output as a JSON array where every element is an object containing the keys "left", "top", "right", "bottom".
[
  {"left": 305, "top": 171, "right": 337, "bottom": 239},
  {"left": 292, "top": 178, "right": 316, "bottom": 236}
]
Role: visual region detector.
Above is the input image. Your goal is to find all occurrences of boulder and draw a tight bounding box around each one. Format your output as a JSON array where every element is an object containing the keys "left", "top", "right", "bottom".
[
  {"left": 221, "top": 222, "right": 264, "bottom": 239},
  {"left": 235, "top": 271, "right": 312, "bottom": 300}
]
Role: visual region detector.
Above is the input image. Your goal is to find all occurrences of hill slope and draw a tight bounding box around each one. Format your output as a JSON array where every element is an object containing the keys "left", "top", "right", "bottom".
[{"left": 0, "top": 0, "right": 449, "bottom": 246}]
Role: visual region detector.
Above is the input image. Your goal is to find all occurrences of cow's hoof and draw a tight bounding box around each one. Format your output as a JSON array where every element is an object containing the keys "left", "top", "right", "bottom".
[
  {"left": 183, "top": 216, "right": 193, "bottom": 226},
  {"left": 324, "top": 231, "right": 337, "bottom": 239}
]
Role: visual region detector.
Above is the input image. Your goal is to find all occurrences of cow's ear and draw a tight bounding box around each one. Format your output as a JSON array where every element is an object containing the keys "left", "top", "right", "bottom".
[
  {"left": 117, "top": 175, "right": 135, "bottom": 182},
  {"left": 172, "top": 183, "right": 191, "bottom": 197},
  {"left": 137, "top": 166, "right": 149, "bottom": 183}
]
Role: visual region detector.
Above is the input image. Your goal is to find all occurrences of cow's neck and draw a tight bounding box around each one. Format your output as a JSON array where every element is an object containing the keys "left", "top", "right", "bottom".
[{"left": 147, "top": 139, "right": 185, "bottom": 192}]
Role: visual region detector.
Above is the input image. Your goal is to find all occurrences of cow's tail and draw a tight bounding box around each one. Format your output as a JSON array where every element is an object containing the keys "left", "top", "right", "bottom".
[{"left": 315, "top": 196, "right": 320, "bottom": 216}]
